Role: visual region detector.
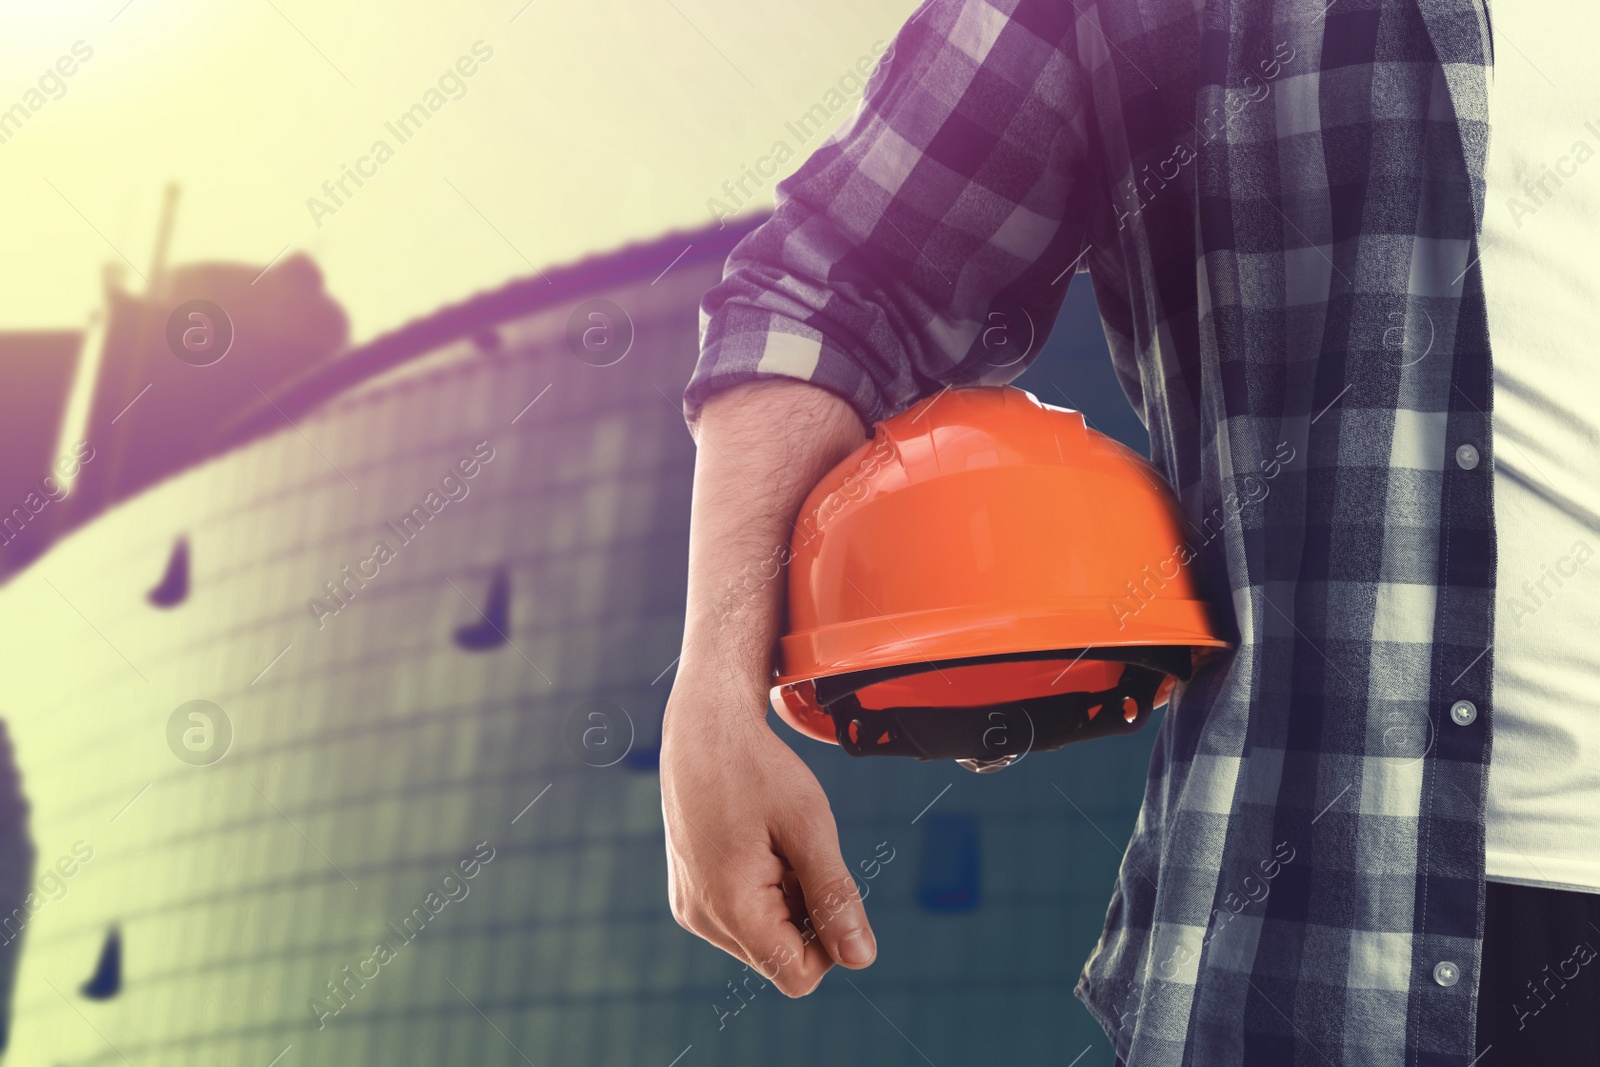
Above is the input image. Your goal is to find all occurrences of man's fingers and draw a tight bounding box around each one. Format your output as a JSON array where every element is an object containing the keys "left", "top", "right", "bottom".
[
  {"left": 778, "top": 819, "right": 877, "bottom": 970},
  {"left": 779, "top": 869, "right": 807, "bottom": 923},
  {"left": 660, "top": 715, "right": 877, "bottom": 995},
  {"left": 710, "top": 883, "right": 832, "bottom": 997}
]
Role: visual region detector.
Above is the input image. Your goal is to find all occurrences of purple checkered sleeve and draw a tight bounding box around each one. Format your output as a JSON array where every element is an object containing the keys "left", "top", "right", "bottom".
[{"left": 685, "top": 0, "right": 1100, "bottom": 427}]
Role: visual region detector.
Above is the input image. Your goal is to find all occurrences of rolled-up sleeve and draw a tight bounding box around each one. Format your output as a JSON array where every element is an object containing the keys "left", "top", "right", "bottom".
[{"left": 685, "top": 0, "right": 1102, "bottom": 428}]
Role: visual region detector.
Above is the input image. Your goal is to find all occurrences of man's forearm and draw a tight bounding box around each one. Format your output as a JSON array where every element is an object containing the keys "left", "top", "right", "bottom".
[
  {"left": 661, "top": 378, "right": 880, "bottom": 989},
  {"left": 672, "top": 379, "right": 867, "bottom": 729}
]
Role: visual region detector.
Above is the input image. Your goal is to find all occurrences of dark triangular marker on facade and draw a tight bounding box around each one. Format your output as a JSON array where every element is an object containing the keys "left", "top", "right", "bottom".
[
  {"left": 623, "top": 745, "right": 660, "bottom": 772},
  {"left": 624, "top": 692, "right": 668, "bottom": 772},
  {"left": 455, "top": 567, "right": 510, "bottom": 651},
  {"left": 148, "top": 538, "right": 189, "bottom": 608},
  {"left": 80, "top": 925, "right": 120, "bottom": 1000},
  {"left": 0, "top": 721, "right": 26, "bottom": 1051}
]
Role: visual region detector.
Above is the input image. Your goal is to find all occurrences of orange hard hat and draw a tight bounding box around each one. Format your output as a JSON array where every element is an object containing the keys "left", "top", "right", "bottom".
[{"left": 770, "top": 385, "right": 1229, "bottom": 772}]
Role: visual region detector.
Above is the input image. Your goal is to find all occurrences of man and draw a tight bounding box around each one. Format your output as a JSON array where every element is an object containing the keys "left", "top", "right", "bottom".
[{"left": 660, "top": 0, "right": 1600, "bottom": 1062}]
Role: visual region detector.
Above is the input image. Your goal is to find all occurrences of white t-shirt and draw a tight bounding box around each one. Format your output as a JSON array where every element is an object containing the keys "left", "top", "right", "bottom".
[{"left": 1481, "top": 2, "right": 1600, "bottom": 891}]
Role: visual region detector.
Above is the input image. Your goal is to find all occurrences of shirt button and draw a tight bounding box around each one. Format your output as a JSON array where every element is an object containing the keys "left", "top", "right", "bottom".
[
  {"left": 1450, "top": 700, "right": 1477, "bottom": 726},
  {"left": 1433, "top": 960, "right": 1461, "bottom": 987},
  {"left": 1454, "top": 443, "right": 1480, "bottom": 470}
]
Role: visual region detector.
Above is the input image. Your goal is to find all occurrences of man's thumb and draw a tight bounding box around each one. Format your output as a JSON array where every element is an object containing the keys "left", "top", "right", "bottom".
[{"left": 785, "top": 831, "right": 877, "bottom": 969}]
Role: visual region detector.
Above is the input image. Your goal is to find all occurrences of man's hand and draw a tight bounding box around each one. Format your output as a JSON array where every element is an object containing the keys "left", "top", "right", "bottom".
[
  {"left": 661, "top": 687, "right": 875, "bottom": 996},
  {"left": 661, "top": 379, "right": 876, "bottom": 996}
]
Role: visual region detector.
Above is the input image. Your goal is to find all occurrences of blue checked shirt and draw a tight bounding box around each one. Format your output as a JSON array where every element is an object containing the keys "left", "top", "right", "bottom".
[{"left": 685, "top": 0, "right": 1496, "bottom": 1063}]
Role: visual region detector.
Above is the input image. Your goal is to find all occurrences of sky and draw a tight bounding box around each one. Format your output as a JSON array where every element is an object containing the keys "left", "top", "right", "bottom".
[{"left": 0, "top": 0, "right": 914, "bottom": 343}]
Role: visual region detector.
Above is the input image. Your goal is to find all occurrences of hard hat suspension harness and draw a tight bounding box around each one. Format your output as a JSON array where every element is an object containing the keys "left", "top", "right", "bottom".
[{"left": 811, "top": 647, "right": 1192, "bottom": 763}]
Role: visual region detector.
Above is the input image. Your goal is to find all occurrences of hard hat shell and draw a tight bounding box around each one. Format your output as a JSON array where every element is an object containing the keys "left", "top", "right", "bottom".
[{"left": 770, "top": 385, "right": 1228, "bottom": 766}]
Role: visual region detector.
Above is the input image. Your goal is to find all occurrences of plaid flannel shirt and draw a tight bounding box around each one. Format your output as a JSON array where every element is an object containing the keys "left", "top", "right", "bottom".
[{"left": 685, "top": 0, "right": 1496, "bottom": 1063}]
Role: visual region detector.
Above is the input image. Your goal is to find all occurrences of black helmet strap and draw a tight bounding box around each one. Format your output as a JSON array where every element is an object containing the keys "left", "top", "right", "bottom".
[{"left": 812, "top": 648, "right": 1180, "bottom": 762}]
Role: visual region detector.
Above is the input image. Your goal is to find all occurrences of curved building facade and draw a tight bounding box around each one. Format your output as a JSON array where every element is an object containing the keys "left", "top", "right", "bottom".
[{"left": 0, "top": 217, "right": 1151, "bottom": 1065}]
